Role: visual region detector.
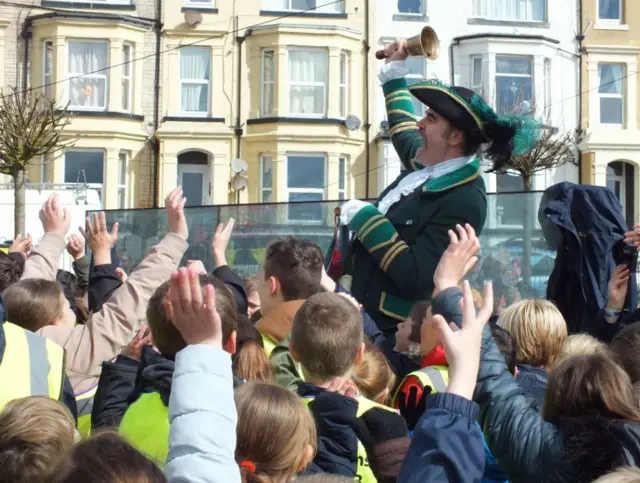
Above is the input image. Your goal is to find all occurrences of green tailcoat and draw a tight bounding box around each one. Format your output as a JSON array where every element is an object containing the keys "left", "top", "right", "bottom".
[{"left": 347, "top": 77, "right": 487, "bottom": 333}]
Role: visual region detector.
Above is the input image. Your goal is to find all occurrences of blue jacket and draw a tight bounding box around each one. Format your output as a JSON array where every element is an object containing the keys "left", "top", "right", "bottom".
[
  {"left": 539, "top": 182, "right": 637, "bottom": 338},
  {"left": 165, "top": 345, "right": 240, "bottom": 483},
  {"left": 398, "top": 393, "right": 485, "bottom": 483}
]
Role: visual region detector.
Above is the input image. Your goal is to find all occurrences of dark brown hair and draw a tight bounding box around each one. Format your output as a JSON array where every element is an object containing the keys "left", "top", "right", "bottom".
[
  {"left": 490, "top": 322, "right": 517, "bottom": 375},
  {"left": 408, "top": 301, "right": 430, "bottom": 343},
  {"left": 0, "top": 252, "right": 23, "bottom": 294},
  {"left": 543, "top": 352, "right": 640, "bottom": 422},
  {"left": 0, "top": 396, "right": 76, "bottom": 483},
  {"left": 46, "top": 432, "right": 166, "bottom": 483},
  {"left": 234, "top": 314, "right": 274, "bottom": 383},
  {"left": 146, "top": 274, "right": 237, "bottom": 358},
  {"left": 3, "top": 279, "right": 65, "bottom": 331},
  {"left": 263, "top": 237, "right": 323, "bottom": 301},
  {"left": 611, "top": 322, "right": 640, "bottom": 385},
  {"left": 291, "top": 292, "right": 363, "bottom": 380}
]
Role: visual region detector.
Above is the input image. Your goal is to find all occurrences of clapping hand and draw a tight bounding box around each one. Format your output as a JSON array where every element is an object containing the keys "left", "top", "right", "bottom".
[
  {"left": 433, "top": 224, "right": 481, "bottom": 293},
  {"left": 9, "top": 233, "right": 32, "bottom": 258},
  {"left": 39, "top": 194, "right": 71, "bottom": 237},
  {"left": 166, "top": 187, "right": 188, "bottom": 241},
  {"left": 607, "top": 264, "right": 630, "bottom": 316},
  {"left": 79, "top": 212, "right": 118, "bottom": 266},
  {"left": 163, "top": 267, "right": 223, "bottom": 348},
  {"left": 66, "top": 234, "right": 85, "bottom": 261},
  {"left": 212, "top": 218, "right": 235, "bottom": 267}
]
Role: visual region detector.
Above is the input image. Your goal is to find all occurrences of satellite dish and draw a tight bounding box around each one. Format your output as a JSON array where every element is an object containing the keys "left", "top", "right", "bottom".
[
  {"left": 344, "top": 115, "right": 362, "bottom": 131},
  {"left": 231, "top": 174, "right": 248, "bottom": 191},
  {"left": 184, "top": 11, "right": 202, "bottom": 27},
  {"left": 231, "top": 158, "right": 248, "bottom": 173}
]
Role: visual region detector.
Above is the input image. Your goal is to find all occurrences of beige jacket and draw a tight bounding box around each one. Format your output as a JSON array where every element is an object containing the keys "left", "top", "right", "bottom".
[{"left": 21, "top": 232, "right": 187, "bottom": 394}]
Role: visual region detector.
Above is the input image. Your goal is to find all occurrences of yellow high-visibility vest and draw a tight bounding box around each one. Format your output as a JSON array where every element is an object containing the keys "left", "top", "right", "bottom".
[
  {"left": 260, "top": 331, "right": 278, "bottom": 357},
  {"left": 0, "top": 322, "right": 66, "bottom": 408},
  {"left": 119, "top": 392, "right": 169, "bottom": 467},
  {"left": 303, "top": 396, "right": 398, "bottom": 483},
  {"left": 76, "top": 385, "right": 98, "bottom": 438},
  {"left": 392, "top": 365, "right": 449, "bottom": 409}
]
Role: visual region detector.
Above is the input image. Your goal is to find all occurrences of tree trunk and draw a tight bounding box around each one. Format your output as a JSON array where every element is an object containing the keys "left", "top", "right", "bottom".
[
  {"left": 522, "top": 176, "right": 533, "bottom": 288},
  {"left": 13, "top": 166, "right": 26, "bottom": 237}
]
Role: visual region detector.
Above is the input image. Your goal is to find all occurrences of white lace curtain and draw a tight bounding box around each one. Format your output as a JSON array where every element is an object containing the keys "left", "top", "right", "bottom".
[
  {"left": 288, "top": 51, "right": 327, "bottom": 115},
  {"left": 68, "top": 42, "right": 108, "bottom": 109},
  {"left": 473, "top": 0, "right": 545, "bottom": 21},
  {"left": 181, "top": 47, "right": 210, "bottom": 113},
  {"left": 264, "top": 0, "right": 343, "bottom": 13}
]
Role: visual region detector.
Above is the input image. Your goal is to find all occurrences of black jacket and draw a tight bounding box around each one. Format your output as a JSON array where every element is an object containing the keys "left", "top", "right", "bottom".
[
  {"left": 515, "top": 364, "right": 548, "bottom": 411},
  {"left": 540, "top": 182, "right": 637, "bottom": 338},
  {"left": 88, "top": 264, "right": 124, "bottom": 313},
  {"left": 473, "top": 293, "right": 640, "bottom": 483}
]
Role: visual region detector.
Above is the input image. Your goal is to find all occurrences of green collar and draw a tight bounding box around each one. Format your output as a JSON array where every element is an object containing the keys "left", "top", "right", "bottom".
[{"left": 421, "top": 157, "right": 481, "bottom": 193}]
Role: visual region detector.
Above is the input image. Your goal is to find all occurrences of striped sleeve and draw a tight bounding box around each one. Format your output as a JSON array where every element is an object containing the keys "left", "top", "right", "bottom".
[
  {"left": 349, "top": 204, "right": 409, "bottom": 274},
  {"left": 383, "top": 77, "right": 424, "bottom": 172}
]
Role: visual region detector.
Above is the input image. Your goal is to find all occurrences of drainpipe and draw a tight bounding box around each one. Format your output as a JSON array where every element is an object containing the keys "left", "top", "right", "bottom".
[
  {"left": 21, "top": 19, "right": 30, "bottom": 99},
  {"left": 449, "top": 39, "right": 459, "bottom": 85},
  {"left": 576, "top": 0, "right": 584, "bottom": 184},
  {"left": 364, "top": 0, "right": 371, "bottom": 198},
  {"left": 152, "top": 0, "right": 163, "bottom": 208},
  {"left": 234, "top": 18, "right": 252, "bottom": 160}
]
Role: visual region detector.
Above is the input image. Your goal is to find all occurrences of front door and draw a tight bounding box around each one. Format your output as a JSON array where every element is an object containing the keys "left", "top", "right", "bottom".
[{"left": 178, "top": 165, "right": 211, "bottom": 206}]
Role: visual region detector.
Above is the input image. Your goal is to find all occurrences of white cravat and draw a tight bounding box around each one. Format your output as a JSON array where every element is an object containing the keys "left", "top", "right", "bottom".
[{"left": 377, "top": 156, "right": 475, "bottom": 215}]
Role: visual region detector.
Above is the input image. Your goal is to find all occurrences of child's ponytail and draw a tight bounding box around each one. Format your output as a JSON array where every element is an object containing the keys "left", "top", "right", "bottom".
[{"left": 233, "top": 315, "right": 275, "bottom": 383}]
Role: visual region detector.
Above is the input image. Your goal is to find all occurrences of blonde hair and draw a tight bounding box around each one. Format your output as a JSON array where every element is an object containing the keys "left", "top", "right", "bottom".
[
  {"left": 235, "top": 382, "right": 317, "bottom": 483},
  {"left": 554, "top": 334, "right": 608, "bottom": 368},
  {"left": 593, "top": 467, "right": 640, "bottom": 483},
  {"left": 46, "top": 432, "right": 166, "bottom": 483},
  {"left": 0, "top": 396, "right": 77, "bottom": 483},
  {"left": 498, "top": 299, "right": 567, "bottom": 368},
  {"left": 353, "top": 344, "right": 396, "bottom": 405}
]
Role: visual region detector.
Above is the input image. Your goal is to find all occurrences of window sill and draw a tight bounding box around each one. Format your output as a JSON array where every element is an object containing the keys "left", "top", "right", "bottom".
[
  {"left": 181, "top": 6, "right": 218, "bottom": 13},
  {"left": 259, "top": 10, "right": 347, "bottom": 19},
  {"left": 467, "top": 18, "right": 550, "bottom": 28},
  {"left": 247, "top": 117, "right": 348, "bottom": 125},
  {"left": 42, "top": 1, "right": 136, "bottom": 10},
  {"left": 392, "top": 13, "right": 429, "bottom": 22},
  {"left": 162, "top": 116, "right": 225, "bottom": 122},
  {"left": 60, "top": 110, "right": 144, "bottom": 121},
  {"left": 594, "top": 22, "right": 629, "bottom": 31}
]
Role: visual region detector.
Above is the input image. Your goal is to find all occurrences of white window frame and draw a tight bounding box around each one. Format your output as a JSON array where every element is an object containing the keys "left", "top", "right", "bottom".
[
  {"left": 185, "top": 0, "right": 215, "bottom": 6},
  {"left": 287, "top": 47, "right": 328, "bottom": 118},
  {"left": 67, "top": 40, "right": 109, "bottom": 111},
  {"left": 338, "top": 156, "right": 347, "bottom": 200},
  {"left": 260, "top": 155, "right": 273, "bottom": 202},
  {"left": 597, "top": 63, "right": 625, "bottom": 126},
  {"left": 270, "top": 0, "right": 344, "bottom": 13},
  {"left": 472, "top": 0, "right": 547, "bottom": 22},
  {"left": 285, "top": 153, "right": 326, "bottom": 223},
  {"left": 180, "top": 46, "right": 211, "bottom": 117},
  {"left": 122, "top": 43, "right": 132, "bottom": 112},
  {"left": 397, "top": 0, "right": 425, "bottom": 15},
  {"left": 43, "top": 41, "right": 53, "bottom": 98},
  {"left": 261, "top": 49, "right": 275, "bottom": 117},
  {"left": 544, "top": 58, "right": 551, "bottom": 119},
  {"left": 339, "top": 51, "right": 348, "bottom": 118},
  {"left": 63, "top": 149, "right": 106, "bottom": 205},
  {"left": 598, "top": 0, "right": 622, "bottom": 22},
  {"left": 495, "top": 55, "right": 534, "bottom": 115},
  {"left": 470, "top": 55, "right": 483, "bottom": 93},
  {"left": 117, "top": 151, "right": 129, "bottom": 209}
]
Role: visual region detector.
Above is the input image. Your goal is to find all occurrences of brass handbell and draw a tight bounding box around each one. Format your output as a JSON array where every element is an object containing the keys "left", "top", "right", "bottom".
[{"left": 375, "top": 27, "right": 440, "bottom": 61}]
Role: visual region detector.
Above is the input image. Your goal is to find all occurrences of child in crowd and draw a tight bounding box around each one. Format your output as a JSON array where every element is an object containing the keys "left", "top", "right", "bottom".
[
  {"left": 254, "top": 237, "right": 324, "bottom": 356},
  {"left": 0, "top": 396, "right": 77, "bottom": 483},
  {"left": 233, "top": 314, "right": 274, "bottom": 383},
  {"left": 498, "top": 299, "right": 568, "bottom": 409},
  {"left": 611, "top": 322, "right": 640, "bottom": 385},
  {"left": 291, "top": 292, "right": 410, "bottom": 481},
  {"left": 554, "top": 333, "right": 607, "bottom": 368},
  {"left": 393, "top": 301, "right": 430, "bottom": 366},
  {"left": 353, "top": 343, "right": 397, "bottom": 405}
]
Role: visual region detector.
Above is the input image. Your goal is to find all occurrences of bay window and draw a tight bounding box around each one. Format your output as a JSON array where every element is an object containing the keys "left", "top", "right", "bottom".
[
  {"left": 339, "top": 51, "right": 348, "bottom": 118},
  {"left": 261, "top": 155, "right": 273, "bottom": 202},
  {"left": 339, "top": 156, "right": 347, "bottom": 200},
  {"left": 122, "top": 44, "right": 132, "bottom": 112},
  {"left": 68, "top": 41, "right": 108, "bottom": 110},
  {"left": 288, "top": 49, "right": 327, "bottom": 116},
  {"left": 287, "top": 154, "right": 325, "bottom": 221},
  {"left": 495, "top": 55, "right": 533, "bottom": 116},
  {"left": 262, "top": 49, "right": 275, "bottom": 116},
  {"left": 43, "top": 41, "right": 53, "bottom": 98},
  {"left": 598, "top": 63, "right": 624, "bottom": 125},
  {"left": 471, "top": 55, "right": 483, "bottom": 94},
  {"left": 118, "top": 151, "right": 129, "bottom": 209},
  {"left": 180, "top": 47, "right": 211, "bottom": 116},
  {"left": 264, "top": 0, "right": 344, "bottom": 13},
  {"left": 472, "top": 0, "right": 546, "bottom": 22},
  {"left": 64, "top": 150, "right": 105, "bottom": 203}
]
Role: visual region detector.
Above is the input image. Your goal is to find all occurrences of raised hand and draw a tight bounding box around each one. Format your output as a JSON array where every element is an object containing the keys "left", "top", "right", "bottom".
[
  {"left": 79, "top": 212, "right": 118, "bottom": 266},
  {"left": 39, "top": 194, "right": 71, "bottom": 237},
  {"left": 607, "top": 264, "right": 630, "bottom": 312},
  {"left": 66, "top": 234, "right": 85, "bottom": 261},
  {"left": 624, "top": 225, "right": 640, "bottom": 247},
  {"left": 383, "top": 39, "right": 409, "bottom": 64},
  {"left": 433, "top": 223, "right": 481, "bottom": 293},
  {"left": 212, "top": 218, "right": 235, "bottom": 267},
  {"left": 120, "top": 325, "right": 153, "bottom": 361},
  {"left": 9, "top": 233, "right": 32, "bottom": 258},
  {"left": 163, "top": 267, "right": 223, "bottom": 347},
  {"left": 431, "top": 281, "right": 493, "bottom": 400},
  {"left": 166, "top": 187, "right": 188, "bottom": 241}
]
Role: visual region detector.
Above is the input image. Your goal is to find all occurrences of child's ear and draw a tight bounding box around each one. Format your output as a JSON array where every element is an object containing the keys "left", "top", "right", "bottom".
[
  {"left": 268, "top": 276, "right": 279, "bottom": 297},
  {"left": 298, "top": 444, "right": 315, "bottom": 471},
  {"left": 354, "top": 342, "right": 366, "bottom": 366},
  {"left": 223, "top": 331, "right": 237, "bottom": 355}
]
